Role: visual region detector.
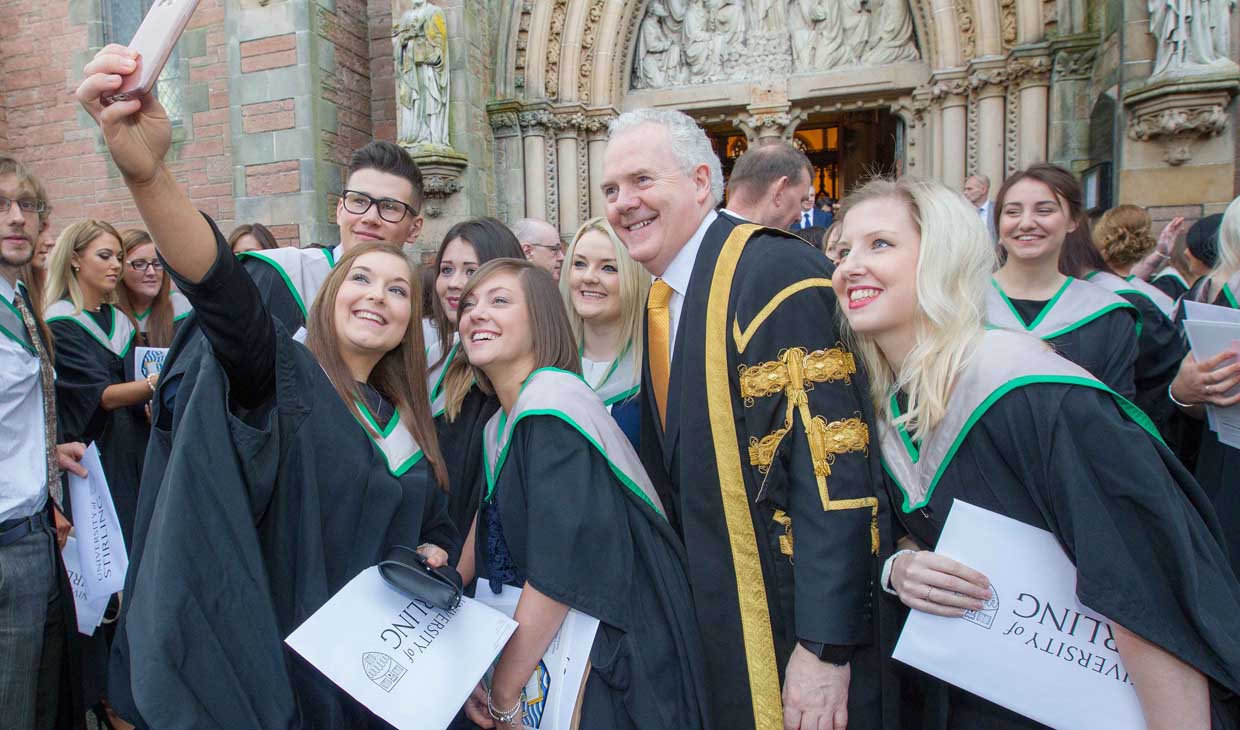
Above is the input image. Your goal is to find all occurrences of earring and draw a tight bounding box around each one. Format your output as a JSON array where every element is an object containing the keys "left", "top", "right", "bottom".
[{"left": 72, "top": 264, "right": 80, "bottom": 271}]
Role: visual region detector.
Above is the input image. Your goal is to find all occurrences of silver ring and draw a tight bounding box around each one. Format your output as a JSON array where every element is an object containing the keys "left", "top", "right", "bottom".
[{"left": 924, "top": 586, "right": 933, "bottom": 602}]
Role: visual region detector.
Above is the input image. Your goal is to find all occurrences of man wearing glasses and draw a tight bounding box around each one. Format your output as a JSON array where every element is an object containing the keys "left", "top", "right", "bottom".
[{"left": 511, "top": 217, "right": 565, "bottom": 281}]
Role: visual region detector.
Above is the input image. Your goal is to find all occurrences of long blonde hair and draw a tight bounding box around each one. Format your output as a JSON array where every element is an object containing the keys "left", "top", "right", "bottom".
[
  {"left": 1207, "top": 197, "right": 1240, "bottom": 298},
  {"left": 837, "top": 178, "right": 997, "bottom": 439},
  {"left": 303, "top": 242, "right": 448, "bottom": 489},
  {"left": 558, "top": 217, "right": 648, "bottom": 382},
  {"left": 43, "top": 220, "right": 123, "bottom": 313}
]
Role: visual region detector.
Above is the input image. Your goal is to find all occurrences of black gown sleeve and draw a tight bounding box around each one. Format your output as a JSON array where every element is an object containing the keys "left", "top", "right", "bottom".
[
  {"left": 419, "top": 479, "right": 460, "bottom": 564},
  {"left": 49, "top": 318, "right": 115, "bottom": 443},
  {"left": 1124, "top": 292, "right": 1188, "bottom": 429},
  {"left": 240, "top": 256, "right": 306, "bottom": 334},
  {"left": 733, "top": 239, "right": 878, "bottom": 648},
  {"left": 163, "top": 216, "right": 277, "bottom": 410},
  {"left": 1094, "top": 308, "right": 1139, "bottom": 400},
  {"left": 1151, "top": 275, "right": 1188, "bottom": 301},
  {"left": 984, "top": 384, "right": 1240, "bottom": 695}
]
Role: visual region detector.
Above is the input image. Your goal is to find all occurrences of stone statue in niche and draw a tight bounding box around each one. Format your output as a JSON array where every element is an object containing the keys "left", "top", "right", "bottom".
[
  {"left": 394, "top": 0, "right": 450, "bottom": 148},
  {"left": 1148, "top": 0, "right": 1237, "bottom": 76},
  {"left": 631, "top": 0, "right": 921, "bottom": 89}
]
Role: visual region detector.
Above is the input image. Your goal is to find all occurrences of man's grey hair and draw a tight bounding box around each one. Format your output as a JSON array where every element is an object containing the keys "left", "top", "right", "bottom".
[
  {"left": 510, "top": 217, "right": 558, "bottom": 244},
  {"left": 608, "top": 109, "right": 724, "bottom": 204},
  {"left": 967, "top": 174, "right": 991, "bottom": 190}
]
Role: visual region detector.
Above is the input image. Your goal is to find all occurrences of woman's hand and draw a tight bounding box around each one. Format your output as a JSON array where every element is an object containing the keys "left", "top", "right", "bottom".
[
  {"left": 1171, "top": 350, "right": 1240, "bottom": 409},
  {"left": 75, "top": 45, "right": 172, "bottom": 185},
  {"left": 1156, "top": 217, "right": 1187, "bottom": 257},
  {"left": 416, "top": 543, "right": 448, "bottom": 569},
  {"left": 890, "top": 549, "right": 992, "bottom": 617},
  {"left": 463, "top": 682, "right": 496, "bottom": 728}
]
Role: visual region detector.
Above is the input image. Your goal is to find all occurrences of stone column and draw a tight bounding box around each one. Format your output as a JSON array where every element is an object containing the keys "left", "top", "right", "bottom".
[
  {"left": 1011, "top": 54, "right": 1052, "bottom": 167},
  {"left": 519, "top": 109, "right": 551, "bottom": 220},
  {"left": 555, "top": 122, "right": 581, "bottom": 237},
  {"left": 970, "top": 65, "right": 1009, "bottom": 191},
  {"left": 487, "top": 103, "right": 524, "bottom": 225},
  {"left": 584, "top": 113, "right": 616, "bottom": 219},
  {"left": 933, "top": 78, "right": 970, "bottom": 188}
]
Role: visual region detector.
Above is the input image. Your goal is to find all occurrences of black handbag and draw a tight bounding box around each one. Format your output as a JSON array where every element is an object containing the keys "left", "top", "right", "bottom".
[{"left": 377, "top": 545, "right": 463, "bottom": 611}]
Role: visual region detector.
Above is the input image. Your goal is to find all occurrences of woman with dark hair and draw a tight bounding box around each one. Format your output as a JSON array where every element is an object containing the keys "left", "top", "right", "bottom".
[
  {"left": 424, "top": 217, "right": 524, "bottom": 538},
  {"left": 116, "top": 228, "right": 192, "bottom": 348},
  {"left": 987, "top": 163, "right": 1139, "bottom": 398},
  {"left": 78, "top": 48, "right": 457, "bottom": 729},
  {"left": 227, "top": 222, "right": 279, "bottom": 253},
  {"left": 448, "top": 258, "right": 709, "bottom": 729}
]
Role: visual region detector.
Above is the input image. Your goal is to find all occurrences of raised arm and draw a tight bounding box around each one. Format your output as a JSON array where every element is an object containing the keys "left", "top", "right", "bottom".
[{"left": 76, "top": 45, "right": 216, "bottom": 283}]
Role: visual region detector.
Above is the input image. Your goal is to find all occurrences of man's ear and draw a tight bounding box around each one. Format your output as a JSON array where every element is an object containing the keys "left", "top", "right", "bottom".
[
  {"left": 521, "top": 242, "right": 534, "bottom": 258},
  {"left": 692, "top": 164, "right": 712, "bottom": 205},
  {"left": 405, "top": 214, "right": 424, "bottom": 245}
]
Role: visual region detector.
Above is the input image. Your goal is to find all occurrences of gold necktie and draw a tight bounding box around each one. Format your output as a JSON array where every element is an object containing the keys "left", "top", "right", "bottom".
[
  {"left": 647, "top": 279, "right": 673, "bottom": 428},
  {"left": 13, "top": 288, "right": 61, "bottom": 503}
]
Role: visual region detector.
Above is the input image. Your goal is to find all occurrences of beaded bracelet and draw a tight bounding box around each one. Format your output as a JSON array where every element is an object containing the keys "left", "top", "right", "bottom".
[{"left": 487, "top": 691, "right": 522, "bottom": 726}]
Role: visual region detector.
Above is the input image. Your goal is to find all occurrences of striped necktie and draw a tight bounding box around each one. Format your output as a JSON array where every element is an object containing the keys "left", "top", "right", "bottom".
[
  {"left": 647, "top": 279, "right": 673, "bottom": 428},
  {"left": 13, "top": 287, "right": 61, "bottom": 504}
]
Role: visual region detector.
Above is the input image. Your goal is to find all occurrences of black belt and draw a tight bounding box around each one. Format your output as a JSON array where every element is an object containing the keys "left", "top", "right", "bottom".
[{"left": 0, "top": 510, "right": 51, "bottom": 547}]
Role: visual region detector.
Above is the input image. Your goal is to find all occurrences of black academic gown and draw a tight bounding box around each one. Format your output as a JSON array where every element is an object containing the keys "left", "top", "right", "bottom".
[
  {"left": 1006, "top": 298, "right": 1139, "bottom": 399},
  {"left": 887, "top": 383, "right": 1240, "bottom": 729},
  {"left": 1178, "top": 278, "right": 1240, "bottom": 577},
  {"left": 437, "top": 387, "right": 500, "bottom": 538},
  {"left": 638, "top": 213, "right": 896, "bottom": 730},
  {"left": 1151, "top": 271, "right": 1190, "bottom": 301},
  {"left": 1118, "top": 290, "right": 1188, "bottom": 438},
  {"left": 107, "top": 219, "right": 458, "bottom": 730},
  {"left": 477, "top": 416, "right": 710, "bottom": 729}
]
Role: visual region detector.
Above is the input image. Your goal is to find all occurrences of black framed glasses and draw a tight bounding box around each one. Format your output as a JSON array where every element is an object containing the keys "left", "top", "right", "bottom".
[
  {"left": 525, "top": 241, "right": 564, "bottom": 253},
  {"left": 0, "top": 196, "right": 45, "bottom": 215},
  {"left": 128, "top": 259, "right": 164, "bottom": 272},
  {"left": 341, "top": 189, "right": 418, "bottom": 224}
]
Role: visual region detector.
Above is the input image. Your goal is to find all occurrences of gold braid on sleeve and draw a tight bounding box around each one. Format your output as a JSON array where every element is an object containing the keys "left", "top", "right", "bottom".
[{"left": 740, "top": 346, "right": 880, "bottom": 554}]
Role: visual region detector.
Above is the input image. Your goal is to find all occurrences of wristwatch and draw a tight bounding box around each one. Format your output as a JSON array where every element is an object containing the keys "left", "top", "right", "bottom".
[{"left": 798, "top": 640, "right": 854, "bottom": 666}]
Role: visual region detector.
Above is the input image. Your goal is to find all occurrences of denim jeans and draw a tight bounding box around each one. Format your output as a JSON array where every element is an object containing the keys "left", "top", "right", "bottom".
[{"left": 0, "top": 518, "right": 63, "bottom": 730}]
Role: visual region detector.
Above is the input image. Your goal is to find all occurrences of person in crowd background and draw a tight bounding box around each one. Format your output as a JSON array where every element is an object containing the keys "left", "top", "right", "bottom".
[
  {"left": 1169, "top": 197, "right": 1240, "bottom": 577},
  {"left": 987, "top": 164, "right": 1139, "bottom": 398},
  {"left": 116, "top": 229, "right": 191, "bottom": 348},
  {"left": 428, "top": 218, "right": 524, "bottom": 540},
  {"left": 510, "top": 217, "right": 563, "bottom": 281},
  {"left": 449, "top": 258, "right": 709, "bottom": 729},
  {"left": 798, "top": 225, "right": 827, "bottom": 251},
  {"left": 559, "top": 216, "right": 648, "bottom": 448},
  {"left": 602, "top": 108, "right": 894, "bottom": 730},
  {"left": 962, "top": 174, "right": 996, "bottom": 240},
  {"left": 836, "top": 174, "right": 1240, "bottom": 730},
  {"left": 76, "top": 46, "right": 458, "bottom": 728},
  {"left": 823, "top": 220, "right": 848, "bottom": 263},
  {"left": 719, "top": 142, "right": 813, "bottom": 229},
  {"left": 227, "top": 222, "right": 279, "bottom": 254},
  {"left": 789, "top": 183, "right": 831, "bottom": 232},
  {"left": 0, "top": 155, "right": 90, "bottom": 730}
]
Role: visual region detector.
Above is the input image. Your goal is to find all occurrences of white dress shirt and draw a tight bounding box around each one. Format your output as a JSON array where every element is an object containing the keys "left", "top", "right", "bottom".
[
  {"left": 0, "top": 275, "right": 50, "bottom": 523},
  {"left": 659, "top": 210, "right": 717, "bottom": 360}
]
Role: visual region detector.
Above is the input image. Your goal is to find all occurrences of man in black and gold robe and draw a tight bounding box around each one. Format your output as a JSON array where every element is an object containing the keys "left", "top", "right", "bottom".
[{"left": 601, "top": 113, "right": 895, "bottom": 730}]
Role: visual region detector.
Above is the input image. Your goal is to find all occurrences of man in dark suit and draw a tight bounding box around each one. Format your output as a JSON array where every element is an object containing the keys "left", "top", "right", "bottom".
[
  {"left": 601, "top": 109, "right": 893, "bottom": 730},
  {"left": 789, "top": 186, "right": 831, "bottom": 232}
]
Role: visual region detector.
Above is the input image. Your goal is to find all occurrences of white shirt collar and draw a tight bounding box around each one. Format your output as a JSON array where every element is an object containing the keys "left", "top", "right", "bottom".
[
  {"left": 0, "top": 274, "right": 19, "bottom": 304},
  {"left": 720, "top": 207, "right": 749, "bottom": 222},
  {"left": 659, "top": 210, "right": 717, "bottom": 297}
]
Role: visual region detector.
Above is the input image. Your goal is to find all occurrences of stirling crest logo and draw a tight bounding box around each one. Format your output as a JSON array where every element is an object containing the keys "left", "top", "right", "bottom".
[
  {"left": 961, "top": 583, "right": 999, "bottom": 629},
  {"left": 362, "top": 651, "right": 407, "bottom": 692}
]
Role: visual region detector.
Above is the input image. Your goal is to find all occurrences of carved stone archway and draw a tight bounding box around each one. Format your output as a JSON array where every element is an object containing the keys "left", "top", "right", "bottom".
[{"left": 489, "top": 0, "right": 1052, "bottom": 234}]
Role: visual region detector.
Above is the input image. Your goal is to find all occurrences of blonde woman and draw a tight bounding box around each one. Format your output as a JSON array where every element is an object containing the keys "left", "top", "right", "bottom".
[
  {"left": 1169, "top": 196, "right": 1240, "bottom": 575},
  {"left": 43, "top": 220, "right": 153, "bottom": 547},
  {"left": 559, "top": 217, "right": 649, "bottom": 447},
  {"left": 833, "top": 178, "right": 1240, "bottom": 729}
]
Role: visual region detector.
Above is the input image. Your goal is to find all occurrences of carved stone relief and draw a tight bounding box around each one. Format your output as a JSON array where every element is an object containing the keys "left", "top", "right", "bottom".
[
  {"left": 544, "top": 0, "right": 568, "bottom": 99},
  {"left": 393, "top": 0, "right": 451, "bottom": 149},
  {"left": 631, "top": 0, "right": 921, "bottom": 89},
  {"left": 1148, "top": 0, "right": 1237, "bottom": 78}
]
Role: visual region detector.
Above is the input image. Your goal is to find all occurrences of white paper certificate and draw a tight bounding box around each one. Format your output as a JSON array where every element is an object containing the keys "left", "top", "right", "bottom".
[
  {"left": 67, "top": 443, "right": 128, "bottom": 600},
  {"left": 62, "top": 535, "right": 111, "bottom": 635},
  {"left": 892, "top": 500, "right": 1146, "bottom": 730},
  {"left": 475, "top": 585, "right": 600, "bottom": 730},
  {"left": 285, "top": 567, "right": 517, "bottom": 730},
  {"left": 133, "top": 346, "right": 169, "bottom": 378}
]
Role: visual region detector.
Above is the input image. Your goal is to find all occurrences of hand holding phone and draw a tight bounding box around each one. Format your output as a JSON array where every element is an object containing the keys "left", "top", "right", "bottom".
[{"left": 103, "top": 0, "right": 201, "bottom": 104}]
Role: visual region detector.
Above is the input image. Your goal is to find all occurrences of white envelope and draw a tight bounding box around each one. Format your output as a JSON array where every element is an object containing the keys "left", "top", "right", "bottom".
[
  {"left": 285, "top": 567, "right": 517, "bottom": 730},
  {"left": 62, "top": 535, "right": 111, "bottom": 636},
  {"left": 893, "top": 500, "right": 1146, "bottom": 730},
  {"left": 67, "top": 443, "right": 128, "bottom": 600}
]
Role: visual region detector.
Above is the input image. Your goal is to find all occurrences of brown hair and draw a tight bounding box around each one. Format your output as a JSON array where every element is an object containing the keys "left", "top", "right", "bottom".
[
  {"left": 303, "top": 242, "right": 448, "bottom": 488},
  {"left": 1092, "top": 205, "right": 1157, "bottom": 268},
  {"left": 993, "top": 163, "right": 1112, "bottom": 278},
  {"left": 442, "top": 258, "right": 581, "bottom": 419},
  {"left": 227, "top": 223, "right": 279, "bottom": 252},
  {"left": 0, "top": 156, "right": 49, "bottom": 228},
  {"left": 115, "top": 229, "right": 176, "bottom": 346},
  {"left": 725, "top": 142, "right": 812, "bottom": 203}
]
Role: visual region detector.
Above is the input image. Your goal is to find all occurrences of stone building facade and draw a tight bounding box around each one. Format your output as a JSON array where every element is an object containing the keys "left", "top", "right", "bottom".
[{"left": 0, "top": 0, "right": 1235, "bottom": 249}]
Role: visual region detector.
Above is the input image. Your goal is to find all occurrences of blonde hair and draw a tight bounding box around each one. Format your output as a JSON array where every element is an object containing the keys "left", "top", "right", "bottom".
[
  {"left": 1207, "top": 196, "right": 1240, "bottom": 296},
  {"left": 1093, "top": 204, "right": 1157, "bottom": 267},
  {"left": 43, "top": 220, "right": 123, "bottom": 313},
  {"left": 837, "top": 178, "right": 996, "bottom": 439},
  {"left": 558, "top": 217, "right": 648, "bottom": 384}
]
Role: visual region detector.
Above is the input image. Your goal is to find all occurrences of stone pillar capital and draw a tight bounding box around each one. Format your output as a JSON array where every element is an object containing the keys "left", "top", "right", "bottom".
[{"left": 1123, "top": 72, "right": 1240, "bottom": 165}]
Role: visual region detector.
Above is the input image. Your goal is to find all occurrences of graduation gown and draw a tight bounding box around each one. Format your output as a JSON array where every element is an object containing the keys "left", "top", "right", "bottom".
[
  {"left": 583, "top": 341, "right": 642, "bottom": 449},
  {"left": 45, "top": 301, "right": 146, "bottom": 548},
  {"left": 1084, "top": 271, "right": 1187, "bottom": 436},
  {"left": 132, "top": 290, "right": 193, "bottom": 347},
  {"left": 880, "top": 329, "right": 1240, "bottom": 729},
  {"left": 639, "top": 213, "right": 895, "bottom": 730},
  {"left": 1180, "top": 272, "right": 1240, "bottom": 576},
  {"left": 987, "top": 277, "right": 1140, "bottom": 399},
  {"left": 1151, "top": 268, "right": 1190, "bottom": 301},
  {"left": 107, "top": 219, "right": 458, "bottom": 730},
  {"left": 477, "top": 368, "right": 710, "bottom": 729}
]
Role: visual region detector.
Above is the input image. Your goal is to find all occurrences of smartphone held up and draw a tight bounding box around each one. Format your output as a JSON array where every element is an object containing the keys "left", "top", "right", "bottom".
[{"left": 102, "top": 0, "right": 202, "bottom": 104}]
